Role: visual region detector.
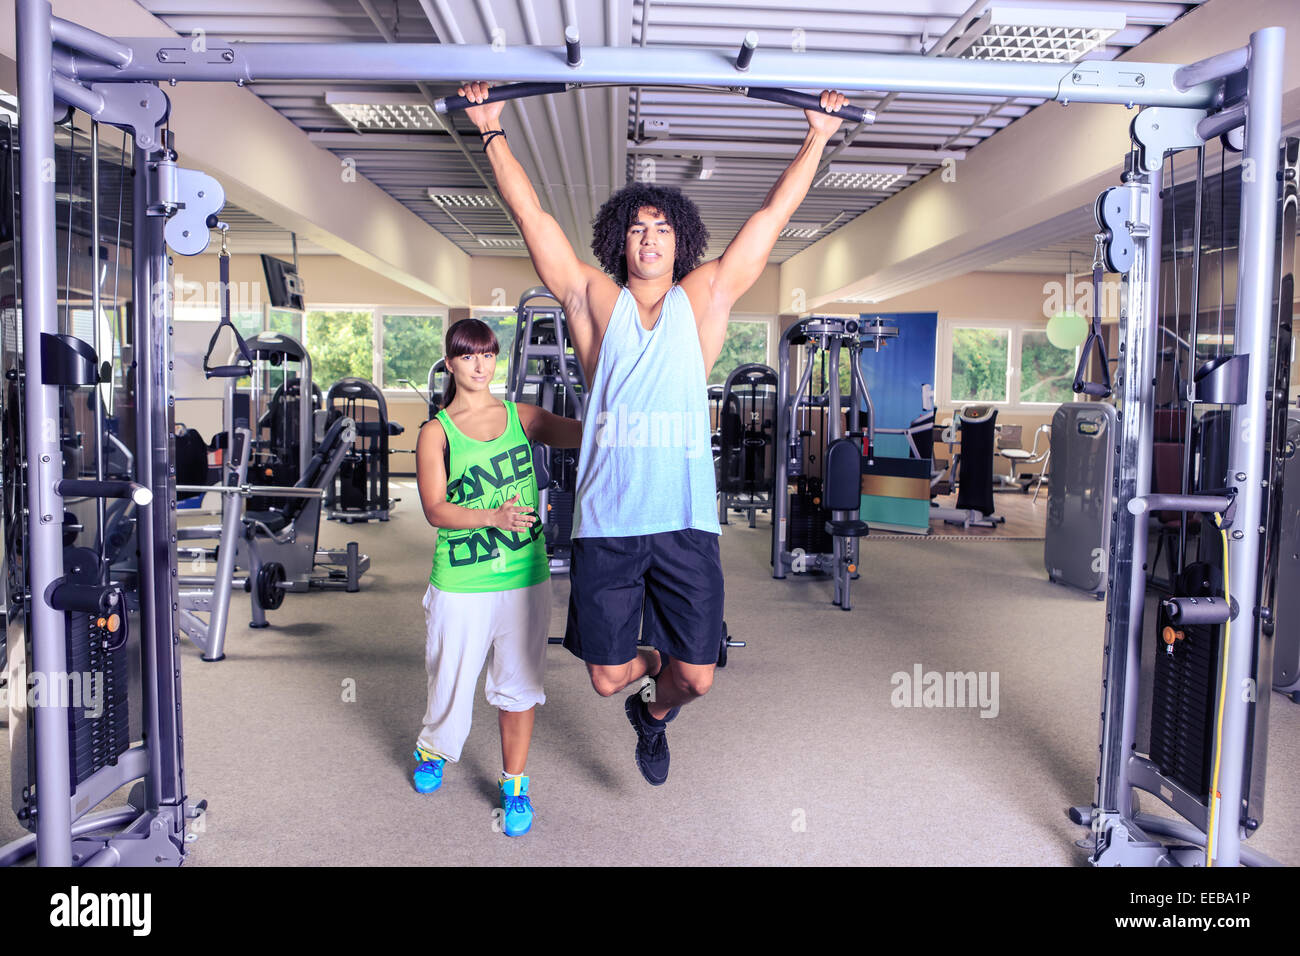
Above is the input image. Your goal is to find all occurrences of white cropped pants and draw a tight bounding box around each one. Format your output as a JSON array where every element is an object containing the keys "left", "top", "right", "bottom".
[{"left": 416, "top": 579, "right": 551, "bottom": 762}]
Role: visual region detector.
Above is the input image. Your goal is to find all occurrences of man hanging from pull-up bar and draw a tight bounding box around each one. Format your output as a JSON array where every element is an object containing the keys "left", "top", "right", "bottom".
[{"left": 460, "top": 81, "right": 849, "bottom": 785}]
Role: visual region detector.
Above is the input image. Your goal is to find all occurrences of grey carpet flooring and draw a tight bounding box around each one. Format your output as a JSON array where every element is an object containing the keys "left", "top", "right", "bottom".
[{"left": 3, "top": 485, "right": 1297, "bottom": 866}]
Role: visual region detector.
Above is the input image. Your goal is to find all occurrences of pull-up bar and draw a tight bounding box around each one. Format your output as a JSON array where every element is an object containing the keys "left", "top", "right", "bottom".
[{"left": 433, "top": 81, "right": 874, "bottom": 125}]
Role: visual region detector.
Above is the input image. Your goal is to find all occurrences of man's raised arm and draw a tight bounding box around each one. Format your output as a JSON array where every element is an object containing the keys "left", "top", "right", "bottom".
[
  {"left": 687, "top": 91, "right": 849, "bottom": 317},
  {"left": 460, "top": 83, "right": 609, "bottom": 352}
]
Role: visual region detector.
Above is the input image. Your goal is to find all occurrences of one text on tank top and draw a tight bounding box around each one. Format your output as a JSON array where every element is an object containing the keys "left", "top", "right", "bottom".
[
  {"left": 573, "top": 284, "right": 721, "bottom": 539},
  {"left": 430, "top": 400, "right": 549, "bottom": 592}
]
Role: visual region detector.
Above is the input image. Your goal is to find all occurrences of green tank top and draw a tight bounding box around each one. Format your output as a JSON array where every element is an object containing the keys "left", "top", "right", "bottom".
[{"left": 429, "top": 400, "right": 549, "bottom": 593}]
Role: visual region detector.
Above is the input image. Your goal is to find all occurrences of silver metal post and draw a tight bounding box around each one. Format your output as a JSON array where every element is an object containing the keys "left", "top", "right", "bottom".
[
  {"left": 18, "top": 0, "right": 73, "bottom": 867},
  {"left": 1121, "top": 166, "right": 1163, "bottom": 822},
  {"left": 1213, "top": 25, "right": 1285, "bottom": 868},
  {"left": 827, "top": 335, "right": 842, "bottom": 444},
  {"left": 851, "top": 354, "right": 875, "bottom": 462},
  {"left": 1178, "top": 146, "right": 1204, "bottom": 571},
  {"left": 772, "top": 329, "right": 791, "bottom": 576},
  {"left": 132, "top": 144, "right": 164, "bottom": 809},
  {"left": 1095, "top": 164, "right": 1163, "bottom": 826},
  {"left": 199, "top": 428, "right": 250, "bottom": 661},
  {"left": 300, "top": 349, "right": 313, "bottom": 476},
  {"left": 91, "top": 121, "right": 107, "bottom": 559},
  {"left": 133, "top": 141, "right": 186, "bottom": 817}
]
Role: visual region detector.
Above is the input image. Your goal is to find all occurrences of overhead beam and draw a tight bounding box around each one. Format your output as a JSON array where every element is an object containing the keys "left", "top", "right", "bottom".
[{"left": 58, "top": 38, "right": 1220, "bottom": 109}]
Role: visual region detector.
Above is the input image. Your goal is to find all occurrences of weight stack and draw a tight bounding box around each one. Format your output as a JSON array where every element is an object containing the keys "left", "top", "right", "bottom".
[
  {"left": 548, "top": 489, "right": 575, "bottom": 556},
  {"left": 339, "top": 456, "right": 366, "bottom": 510},
  {"left": 1149, "top": 604, "right": 1221, "bottom": 800},
  {"left": 788, "top": 479, "right": 832, "bottom": 556},
  {"left": 65, "top": 613, "right": 130, "bottom": 786}
]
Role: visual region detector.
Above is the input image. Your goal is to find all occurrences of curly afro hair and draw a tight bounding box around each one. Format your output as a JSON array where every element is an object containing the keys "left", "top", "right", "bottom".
[{"left": 590, "top": 183, "right": 709, "bottom": 286}]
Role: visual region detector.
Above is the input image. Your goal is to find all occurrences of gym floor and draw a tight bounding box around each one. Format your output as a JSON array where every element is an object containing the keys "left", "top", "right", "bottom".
[{"left": 5, "top": 485, "right": 1288, "bottom": 867}]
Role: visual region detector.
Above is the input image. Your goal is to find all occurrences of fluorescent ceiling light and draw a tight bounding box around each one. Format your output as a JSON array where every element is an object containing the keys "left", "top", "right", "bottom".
[
  {"left": 944, "top": 7, "right": 1125, "bottom": 63},
  {"left": 477, "top": 236, "right": 525, "bottom": 248},
  {"left": 814, "top": 163, "right": 907, "bottom": 191},
  {"left": 780, "top": 223, "right": 822, "bottom": 239},
  {"left": 427, "top": 189, "right": 497, "bottom": 208},
  {"left": 327, "top": 91, "right": 439, "bottom": 132}
]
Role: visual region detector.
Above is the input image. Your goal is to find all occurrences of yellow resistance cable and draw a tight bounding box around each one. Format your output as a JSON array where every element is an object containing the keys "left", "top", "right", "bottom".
[{"left": 1205, "top": 513, "right": 1231, "bottom": 867}]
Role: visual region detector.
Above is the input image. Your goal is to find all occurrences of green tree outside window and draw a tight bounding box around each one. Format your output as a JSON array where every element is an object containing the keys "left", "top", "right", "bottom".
[
  {"left": 382, "top": 314, "right": 443, "bottom": 388},
  {"left": 951, "top": 327, "right": 1009, "bottom": 403},
  {"left": 710, "top": 320, "right": 770, "bottom": 385},
  {"left": 1019, "top": 329, "right": 1077, "bottom": 404},
  {"left": 305, "top": 309, "right": 373, "bottom": 388},
  {"left": 267, "top": 308, "right": 303, "bottom": 341}
]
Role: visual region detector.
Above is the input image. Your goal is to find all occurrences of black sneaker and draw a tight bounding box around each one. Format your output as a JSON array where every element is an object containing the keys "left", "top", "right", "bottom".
[{"left": 624, "top": 692, "right": 679, "bottom": 786}]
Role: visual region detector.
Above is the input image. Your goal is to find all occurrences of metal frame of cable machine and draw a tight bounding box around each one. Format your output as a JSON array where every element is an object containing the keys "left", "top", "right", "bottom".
[
  {"left": 13, "top": 0, "right": 1289, "bottom": 866},
  {"left": 772, "top": 316, "right": 893, "bottom": 583}
]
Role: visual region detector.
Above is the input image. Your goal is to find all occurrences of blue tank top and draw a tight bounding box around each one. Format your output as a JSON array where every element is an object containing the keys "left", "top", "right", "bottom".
[{"left": 573, "top": 285, "right": 720, "bottom": 539}]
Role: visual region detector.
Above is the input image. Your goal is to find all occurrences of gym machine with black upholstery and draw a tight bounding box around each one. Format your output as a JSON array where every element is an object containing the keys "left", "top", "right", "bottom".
[
  {"left": 236, "top": 331, "right": 320, "bottom": 509},
  {"left": 927, "top": 405, "right": 1006, "bottom": 530},
  {"left": 772, "top": 316, "right": 896, "bottom": 610},
  {"left": 325, "top": 377, "right": 404, "bottom": 523},
  {"left": 716, "top": 363, "right": 778, "bottom": 528},
  {"left": 177, "top": 411, "right": 366, "bottom": 632}
]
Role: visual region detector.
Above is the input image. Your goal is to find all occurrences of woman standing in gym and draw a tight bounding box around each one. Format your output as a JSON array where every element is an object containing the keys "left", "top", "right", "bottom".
[{"left": 412, "top": 317, "right": 581, "bottom": 837}]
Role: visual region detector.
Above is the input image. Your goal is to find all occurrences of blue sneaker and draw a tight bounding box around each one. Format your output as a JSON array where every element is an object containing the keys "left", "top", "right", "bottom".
[
  {"left": 624, "top": 692, "right": 679, "bottom": 786},
  {"left": 499, "top": 776, "right": 534, "bottom": 837},
  {"left": 413, "top": 748, "right": 446, "bottom": 794}
]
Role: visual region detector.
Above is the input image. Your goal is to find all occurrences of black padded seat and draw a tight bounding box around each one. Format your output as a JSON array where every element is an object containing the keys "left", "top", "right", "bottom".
[
  {"left": 175, "top": 428, "right": 209, "bottom": 500},
  {"left": 823, "top": 438, "right": 870, "bottom": 539},
  {"left": 243, "top": 416, "right": 351, "bottom": 535},
  {"left": 824, "top": 437, "right": 863, "bottom": 511}
]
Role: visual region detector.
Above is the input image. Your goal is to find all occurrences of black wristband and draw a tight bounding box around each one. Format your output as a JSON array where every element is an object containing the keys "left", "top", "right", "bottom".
[
  {"left": 478, "top": 128, "right": 504, "bottom": 137},
  {"left": 481, "top": 130, "right": 506, "bottom": 151}
]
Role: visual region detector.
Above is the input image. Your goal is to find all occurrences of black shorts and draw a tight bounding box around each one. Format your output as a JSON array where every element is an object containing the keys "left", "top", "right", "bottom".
[{"left": 563, "top": 529, "right": 724, "bottom": 667}]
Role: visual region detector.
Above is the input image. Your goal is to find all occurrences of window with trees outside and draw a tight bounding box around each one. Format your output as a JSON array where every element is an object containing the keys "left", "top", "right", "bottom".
[
  {"left": 710, "top": 318, "right": 772, "bottom": 385},
  {"left": 1018, "top": 329, "right": 1077, "bottom": 404},
  {"left": 950, "top": 327, "right": 1010, "bottom": 403},
  {"left": 267, "top": 307, "right": 303, "bottom": 341},
  {"left": 304, "top": 309, "right": 374, "bottom": 386},
  {"left": 289, "top": 307, "right": 452, "bottom": 394},
  {"left": 382, "top": 313, "right": 443, "bottom": 393},
  {"left": 941, "top": 322, "right": 1080, "bottom": 409}
]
